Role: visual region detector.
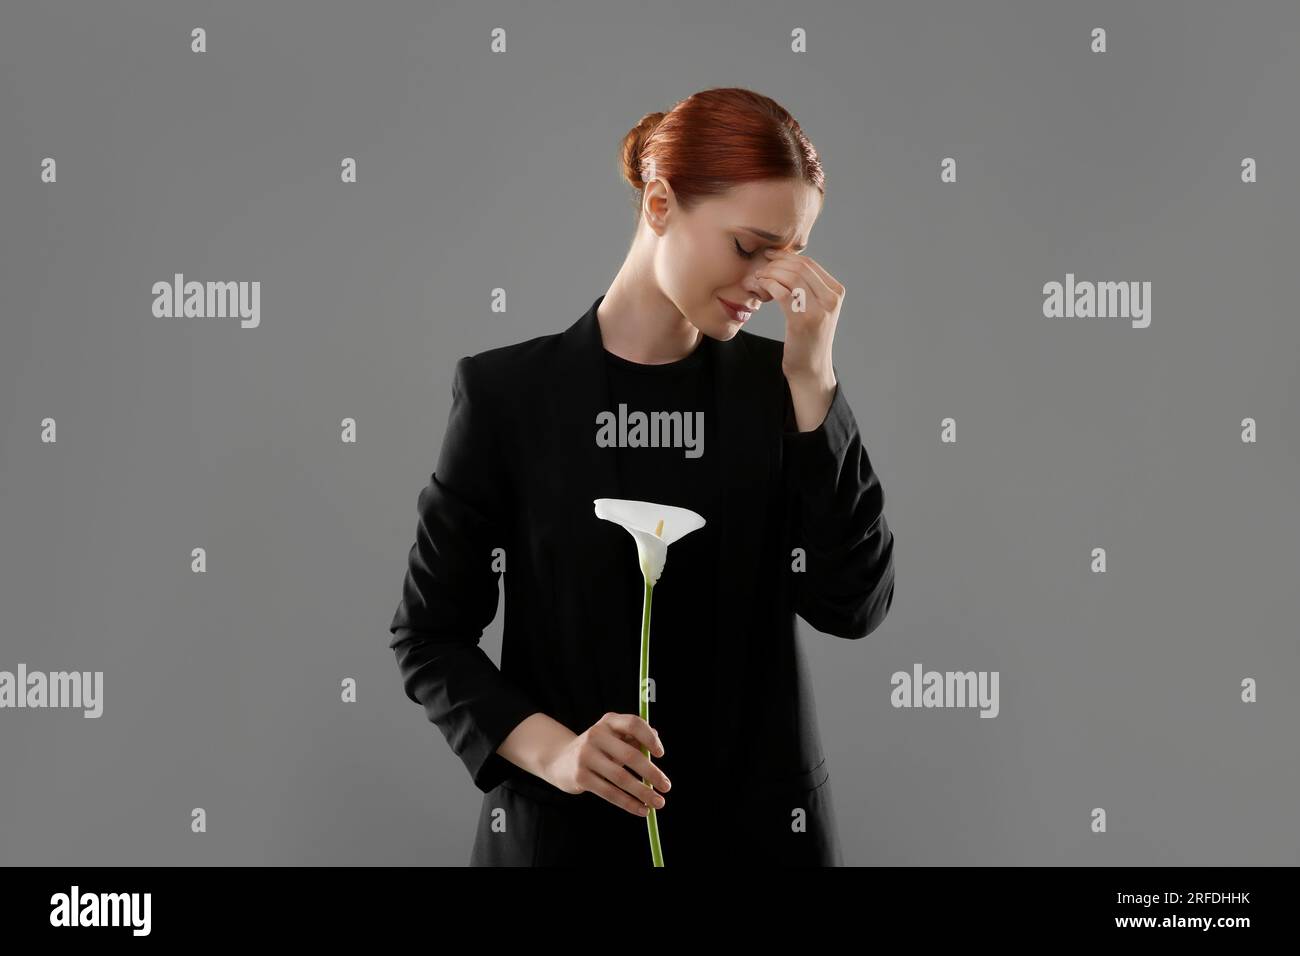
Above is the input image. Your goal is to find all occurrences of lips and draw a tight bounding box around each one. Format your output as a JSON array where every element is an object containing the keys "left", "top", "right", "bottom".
[{"left": 719, "top": 298, "right": 752, "bottom": 323}]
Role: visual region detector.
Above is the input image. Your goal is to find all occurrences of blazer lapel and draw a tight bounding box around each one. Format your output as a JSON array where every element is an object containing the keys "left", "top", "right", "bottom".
[
  {"left": 551, "top": 296, "right": 776, "bottom": 769},
  {"left": 550, "top": 298, "right": 629, "bottom": 707}
]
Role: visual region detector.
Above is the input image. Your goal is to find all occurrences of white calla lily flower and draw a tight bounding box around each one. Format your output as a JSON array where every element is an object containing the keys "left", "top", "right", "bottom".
[
  {"left": 593, "top": 498, "right": 706, "bottom": 586},
  {"left": 593, "top": 497, "right": 707, "bottom": 867}
]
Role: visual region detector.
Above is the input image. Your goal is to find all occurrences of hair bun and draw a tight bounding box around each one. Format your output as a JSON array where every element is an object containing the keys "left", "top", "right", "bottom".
[{"left": 621, "top": 110, "right": 667, "bottom": 189}]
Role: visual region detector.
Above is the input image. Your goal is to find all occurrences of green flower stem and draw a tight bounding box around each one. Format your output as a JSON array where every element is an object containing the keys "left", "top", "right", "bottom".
[{"left": 638, "top": 578, "right": 664, "bottom": 867}]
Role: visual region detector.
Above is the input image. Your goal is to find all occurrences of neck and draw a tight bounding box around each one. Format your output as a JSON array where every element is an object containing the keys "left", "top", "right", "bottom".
[{"left": 597, "top": 254, "right": 703, "bottom": 365}]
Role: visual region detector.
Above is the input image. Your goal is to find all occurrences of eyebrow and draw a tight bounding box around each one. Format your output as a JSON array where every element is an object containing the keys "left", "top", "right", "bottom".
[{"left": 739, "top": 227, "right": 807, "bottom": 252}]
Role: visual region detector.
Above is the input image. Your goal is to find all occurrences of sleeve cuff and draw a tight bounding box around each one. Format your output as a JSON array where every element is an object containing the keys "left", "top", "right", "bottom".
[
  {"left": 782, "top": 375, "right": 858, "bottom": 484},
  {"left": 466, "top": 695, "right": 541, "bottom": 794}
]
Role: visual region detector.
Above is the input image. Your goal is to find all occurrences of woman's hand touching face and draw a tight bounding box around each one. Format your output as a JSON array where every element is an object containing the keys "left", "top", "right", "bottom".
[
  {"left": 542, "top": 712, "right": 671, "bottom": 816},
  {"left": 754, "top": 248, "right": 844, "bottom": 388}
]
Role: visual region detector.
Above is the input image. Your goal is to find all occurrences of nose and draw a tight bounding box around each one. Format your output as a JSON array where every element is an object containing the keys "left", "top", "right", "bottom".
[{"left": 741, "top": 265, "right": 772, "bottom": 305}]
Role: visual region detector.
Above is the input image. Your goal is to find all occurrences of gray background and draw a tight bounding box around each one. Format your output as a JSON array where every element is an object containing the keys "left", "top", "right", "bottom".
[{"left": 1, "top": 0, "right": 1297, "bottom": 865}]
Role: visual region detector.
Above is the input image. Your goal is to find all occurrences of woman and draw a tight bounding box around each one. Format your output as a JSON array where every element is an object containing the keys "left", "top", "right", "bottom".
[{"left": 389, "top": 87, "right": 896, "bottom": 866}]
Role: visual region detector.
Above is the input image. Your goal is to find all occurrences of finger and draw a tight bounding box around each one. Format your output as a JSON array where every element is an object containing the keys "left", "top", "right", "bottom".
[
  {"left": 761, "top": 250, "right": 839, "bottom": 305},
  {"left": 757, "top": 257, "right": 836, "bottom": 310},
  {"left": 773, "top": 251, "right": 844, "bottom": 297},
  {"left": 756, "top": 262, "right": 831, "bottom": 310},
  {"left": 595, "top": 754, "right": 667, "bottom": 809},
  {"left": 603, "top": 734, "right": 671, "bottom": 793},
  {"left": 603, "top": 712, "right": 663, "bottom": 757},
  {"left": 585, "top": 775, "right": 652, "bottom": 817},
  {"left": 755, "top": 276, "right": 791, "bottom": 303}
]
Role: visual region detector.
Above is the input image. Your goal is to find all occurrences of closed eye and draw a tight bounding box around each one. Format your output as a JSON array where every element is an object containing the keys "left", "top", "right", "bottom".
[{"left": 733, "top": 237, "right": 756, "bottom": 259}]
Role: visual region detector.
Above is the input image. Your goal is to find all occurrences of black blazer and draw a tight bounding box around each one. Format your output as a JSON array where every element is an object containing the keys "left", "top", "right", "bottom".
[{"left": 389, "top": 294, "right": 896, "bottom": 866}]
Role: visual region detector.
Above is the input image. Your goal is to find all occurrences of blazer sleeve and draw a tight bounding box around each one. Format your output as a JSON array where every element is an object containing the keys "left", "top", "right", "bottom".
[
  {"left": 389, "top": 354, "right": 541, "bottom": 794},
  {"left": 781, "top": 368, "right": 896, "bottom": 639}
]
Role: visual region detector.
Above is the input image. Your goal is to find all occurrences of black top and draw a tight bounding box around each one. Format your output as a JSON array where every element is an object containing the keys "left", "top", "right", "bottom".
[
  {"left": 601, "top": 338, "right": 722, "bottom": 790},
  {"left": 389, "top": 294, "right": 897, "bottom": 866}
]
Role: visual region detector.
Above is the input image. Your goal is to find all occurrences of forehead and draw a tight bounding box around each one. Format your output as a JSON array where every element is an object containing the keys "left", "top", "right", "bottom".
[{"left": 704, "top": 179, "right": 821, "bottom": 248}]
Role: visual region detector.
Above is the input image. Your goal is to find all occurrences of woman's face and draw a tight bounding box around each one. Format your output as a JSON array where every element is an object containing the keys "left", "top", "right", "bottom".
[{"left": 647, "top": 177, "right": 822, "bottom": 339}]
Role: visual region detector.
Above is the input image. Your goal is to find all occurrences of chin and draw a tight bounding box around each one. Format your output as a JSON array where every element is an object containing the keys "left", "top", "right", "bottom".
[{"left": 691, "top": 317, "right": 732, "bottom": 341}]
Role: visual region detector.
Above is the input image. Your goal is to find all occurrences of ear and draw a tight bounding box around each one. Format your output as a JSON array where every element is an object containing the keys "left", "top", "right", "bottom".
[{"left": 642, "top": 178, "right": 673, "bottom": 236}]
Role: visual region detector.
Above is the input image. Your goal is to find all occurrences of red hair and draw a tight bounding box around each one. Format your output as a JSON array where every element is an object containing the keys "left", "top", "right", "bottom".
[{"left": 620, "top": 87, "right": 825, "bottom": 214}]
